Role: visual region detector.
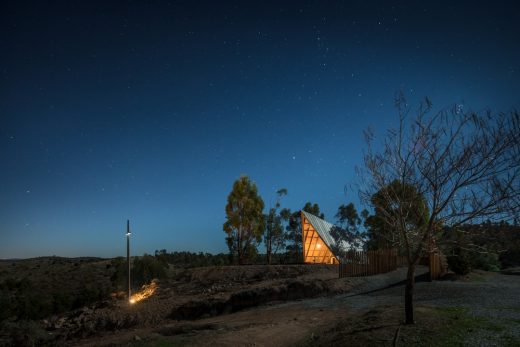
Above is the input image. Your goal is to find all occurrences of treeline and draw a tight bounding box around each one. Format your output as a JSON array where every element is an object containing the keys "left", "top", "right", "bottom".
[
  {"left": 153, "top": 250, "right": 230, "bottom": 267},
  {"left": 222, "top": 176, "right": 371, "bottom": 265},
  {"left": 444, "top": 221, "right": 520, "bottom": 274},
  {"left": 221, "top": 175, "right": 428, "bottom": 265},
  {"left": 153, "top": 250, "right": 307, "bottom": 266},
  {"left": 222, "top": 175, "right": 520, "bottom": 270}
]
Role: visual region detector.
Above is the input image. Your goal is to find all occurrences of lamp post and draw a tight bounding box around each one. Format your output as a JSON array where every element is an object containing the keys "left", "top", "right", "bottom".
[{"left": 126, "top": 219, "right": 131, "bottom": 303}]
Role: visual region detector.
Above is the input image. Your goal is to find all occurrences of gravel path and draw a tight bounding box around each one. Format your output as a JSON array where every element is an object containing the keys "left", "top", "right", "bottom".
[{"left": 297, "top": 270, "right": 520, "bottom": 346}]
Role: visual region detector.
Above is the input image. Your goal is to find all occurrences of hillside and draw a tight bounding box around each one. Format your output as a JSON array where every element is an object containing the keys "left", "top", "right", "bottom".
[{"left": 0, "top": 257, "right": 352, "bottom": 346}]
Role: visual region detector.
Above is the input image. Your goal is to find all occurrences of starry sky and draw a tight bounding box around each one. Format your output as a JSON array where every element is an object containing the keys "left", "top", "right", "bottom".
[{"left": 1, "top": 1, "right": 519, "bottom": 258}]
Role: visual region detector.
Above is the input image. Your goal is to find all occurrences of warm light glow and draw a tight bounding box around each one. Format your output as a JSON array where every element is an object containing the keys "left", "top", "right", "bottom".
[
  {"left": 129, "top": 279, "right": 158, "bottom": 304},
  {"left": 317, "top": 243, "right": 321, "bottom": 249}
]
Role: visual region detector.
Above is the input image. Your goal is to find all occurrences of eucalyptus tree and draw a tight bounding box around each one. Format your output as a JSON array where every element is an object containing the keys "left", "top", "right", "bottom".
[
  {"left": 335, "top": 202, "right": 368, "bottom": 248},
  {"left": 264, "top": 188, "right": 288, "bottom": 264},
  {"left": 223, "top": 176, "right": 265, "bottom": 265}
]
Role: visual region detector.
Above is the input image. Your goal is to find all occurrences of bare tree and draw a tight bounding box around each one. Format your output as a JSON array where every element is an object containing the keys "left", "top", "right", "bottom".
[{"left": 359, "top": 93, "right": 520, "bottom": 324}]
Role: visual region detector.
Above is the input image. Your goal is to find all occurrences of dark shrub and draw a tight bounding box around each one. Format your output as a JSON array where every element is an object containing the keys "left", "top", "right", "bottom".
[
  {"left": 132, "top": 254, "right": 167, "bottom": 286},
  {"left": 15, "top": 291, "right": 53, "bottom": 320},
  {"left": 110, "top": 255, "right": 168, "bottom": 290},
  {"left": 0, "top": 292, "right": 13, "bottom": 321},
  {"left": 52, "top": 292, "right": 73, "bottom": 313},
  {"left": 447, "top": 253, "right": 471, "bottom": 275},
  {"left": 72, "top": 286, "right": 109, "bottom": 309},
  {"left": 500, "top": 248, "right": 520, "bottom": 268},
  {"left": 1, "top": 320, "right": 51, "bottom": 347},
  {"left": 109, "top": 257, "right": 127, "bottom": 290},
  {"left": 469, "top": 252, "right": 501, "bottom": 272}
]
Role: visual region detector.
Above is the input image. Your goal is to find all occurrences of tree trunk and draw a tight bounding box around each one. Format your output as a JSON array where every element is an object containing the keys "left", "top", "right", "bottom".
[
  {"left": 266, "top": 237, "right": 271, "bottom": 265},
  {"left": 237, "top": 230, "right": 242, "bottom": 265},
  {"left": 404, "top": 263, "right": 416, "bottom": 324}
]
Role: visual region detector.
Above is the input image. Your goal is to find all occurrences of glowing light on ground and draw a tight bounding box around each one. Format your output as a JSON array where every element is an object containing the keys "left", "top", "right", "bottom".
[{"left": 129, "top": 279, "right": 158, "bottom": 304}]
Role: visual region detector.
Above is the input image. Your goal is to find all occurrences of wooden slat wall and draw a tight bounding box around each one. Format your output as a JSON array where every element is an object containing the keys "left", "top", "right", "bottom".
[
  {"left": 301, "top": 213, "right": 338, "bottom": 264},
  {"left": 339, "top": 249, "right": 398, "bottom": 278},
  {"left": 428, "top": 252, "right": 445, "bottom": 280},
  {"left": 339, "top": 249, "right": 446, "bottom": 280},
  {"left": 396, "top": 255, "right": 408, "bottom": 267}
]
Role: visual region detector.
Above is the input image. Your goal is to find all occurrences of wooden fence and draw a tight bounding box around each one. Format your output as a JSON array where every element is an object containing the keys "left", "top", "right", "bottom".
[
  {"left": 339, "top": 249, "right": 400, "bottom": 278},
  {"left": 428, "top": 252, "right": 445, "bottom": 280},
  {"left": 339, "top": 249, "right": 446, "bottom": 280}
]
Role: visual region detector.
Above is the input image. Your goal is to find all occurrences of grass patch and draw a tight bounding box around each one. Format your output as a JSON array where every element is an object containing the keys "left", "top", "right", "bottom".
[
  {"left": 433, "top": 306, "right": 504, "bottom": 345},
  {"left": 503, "top": 334, "right": 520, "bottom": 347},
  {"left": 305, "top": 306, "right": 519, "bottom": 346},
  {"left": 466, "top": 274, "right": 488, "bottom": 283},
  {"left": 496, "top": 306, "right": 520, "bottom": 312}
]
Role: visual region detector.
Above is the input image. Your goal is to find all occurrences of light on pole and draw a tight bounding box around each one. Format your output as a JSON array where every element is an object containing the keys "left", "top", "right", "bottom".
[{"left": 126, "top": 219, "right": 132, "bottom": 303}]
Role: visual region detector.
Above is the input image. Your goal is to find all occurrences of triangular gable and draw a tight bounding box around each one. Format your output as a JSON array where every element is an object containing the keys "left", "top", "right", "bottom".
[
  {"left": 302, "top": 211, "right": 339, "bottom": 251},
  {"left": 301, "top": 210, "right": 359, "bottom": 263},
  {"left": 301, "top": 217, "right": 336, "bottom": 263}
]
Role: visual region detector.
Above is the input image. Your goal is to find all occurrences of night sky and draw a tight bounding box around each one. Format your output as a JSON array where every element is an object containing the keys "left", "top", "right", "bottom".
[{"left": 1, "top": 1, "right": 519, "bottom": 258}]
